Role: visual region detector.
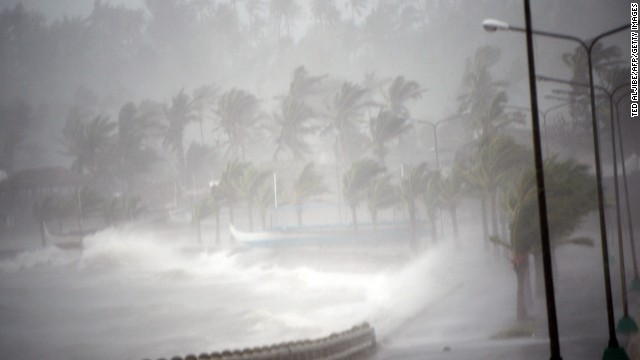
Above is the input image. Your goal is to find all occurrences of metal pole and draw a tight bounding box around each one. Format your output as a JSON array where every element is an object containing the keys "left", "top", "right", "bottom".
[
  {"left": 539, "top": 75, "right": 637, "bottom": 332},
  {"left": 522, "top": 1, "right": 561, "bottom": 358},
  {"left": 615, "top": 95, "right": 640, "bottom": 288},
  {"left": 607, "top": 90, "right": 634, "bottom": 330}
]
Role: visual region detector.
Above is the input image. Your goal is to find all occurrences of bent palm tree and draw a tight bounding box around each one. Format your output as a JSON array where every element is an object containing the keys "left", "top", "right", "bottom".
[
  {"left": 293, "top": 162, "right": 327, "bottom": 226},
  {"left": 343, "top": 159, "right": 384, "bottom": 233},
  {"left": 273, "top": 97, "right": 317, "bottom": 160},
  {"left": 62, "top": 115, "right": 116, "bottom": 175},
  {"left": 435, "top": 165, "right": 467, "bottom": 246},
  {"left": 163, "top": 89, "right": 195, "bottom": 170},
  {"left": 216, "top": 88, "right": 262, "bottom": 160},
  {"left": 288, "top": 66, "right": 327, "bottom": 100},
  {"left": 501, "top": 157, "right": 597, "bottom": 321},
  {"left": 385, "top": 76, "right": 425, "bottom": 117},
  {"left": 400, "top": 163, "right": 428, "bottom": 250},
  {"left": 420, "top": 170, "right": 441, "bottom": 246},
  {"left": 234, "top": 163, "right": 270, "bottom": 231},
  {"left": 368, "top": 108, "right": 412, "bottom": 165},
  {"left": 219, "top": 160, "right": 248, "bottom": 226},
  {"left": 366, "top": 174, "right": 399, "bottom": 232}
]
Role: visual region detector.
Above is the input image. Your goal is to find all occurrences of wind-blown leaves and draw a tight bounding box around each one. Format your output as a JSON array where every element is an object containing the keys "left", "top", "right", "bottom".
[
  {"left": 292, "top": 162, "right": 327, "bottom": 225},
  {"left": 62, "top": 114, "right": 116, "bottom": 175},
  {"left": 343, "top": 159, "right": 384, "bottom": 231},
  {"left": 216, "top": 88, "right": 262, "bottom": 160},
  {"left": 273, "top": 96, "right": 317, "bottom": 160},
  {"left": 386, "top": 76, "right": 425, "bottom": 117},
  {"left": 368, "top": 108, "right": 412, "bottom": 165}
]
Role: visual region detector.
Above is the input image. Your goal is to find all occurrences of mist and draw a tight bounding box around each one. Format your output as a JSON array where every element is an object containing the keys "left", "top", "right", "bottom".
[{"left": 0, "top": 0, "right": 637, "bottom": 359}]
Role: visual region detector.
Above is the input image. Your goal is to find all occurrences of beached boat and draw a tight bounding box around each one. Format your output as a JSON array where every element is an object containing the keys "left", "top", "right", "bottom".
[
  {"left": 43, "top": 223, "right": 85, "bottom": 250},
  {"left": 229, "top": 222, "right": 417, "bottom": 245}
]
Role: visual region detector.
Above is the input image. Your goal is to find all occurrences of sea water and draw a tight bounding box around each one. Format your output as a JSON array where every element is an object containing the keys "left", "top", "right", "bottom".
[{"left": 0, "top": 223, "right": 456, "bottom": 360}]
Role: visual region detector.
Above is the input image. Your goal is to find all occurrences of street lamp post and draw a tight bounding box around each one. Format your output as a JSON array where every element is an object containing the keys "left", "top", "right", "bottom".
[
  {"left": 538, "top": 75, "right": 640, "bottom": 306},
  {"left": 504, "top": 103, "right": 571, "bottom": 156},
  {"left": 486, "top": 1, "right": 561, "bottom": 358},
  {"left": 418, "top": 113, "right": 460, "bottom": 170},
  {"left": 483, "top": 15, "right": 631, "bottom": 360},
  {"left": 541, "top": 76, "right": 640, "bottom": 320},
  {"left": 614, "top": 93, "right": 640, "bottom": 291}
]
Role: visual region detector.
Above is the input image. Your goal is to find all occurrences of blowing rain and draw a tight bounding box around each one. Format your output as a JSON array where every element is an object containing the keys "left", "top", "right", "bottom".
[{"left": 0, "top": 0, "right": 637, "bottom": 359}]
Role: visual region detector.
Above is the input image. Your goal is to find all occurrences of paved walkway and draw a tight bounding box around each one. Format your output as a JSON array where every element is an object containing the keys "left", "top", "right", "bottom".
[{"left": 372, "top": 244, "right": 640, "bottom": 359}]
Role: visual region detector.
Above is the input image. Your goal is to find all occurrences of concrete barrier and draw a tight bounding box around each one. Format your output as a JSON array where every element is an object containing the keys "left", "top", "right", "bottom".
[{"left": 147, "top": 323, "right": 376, "bottom": 360}]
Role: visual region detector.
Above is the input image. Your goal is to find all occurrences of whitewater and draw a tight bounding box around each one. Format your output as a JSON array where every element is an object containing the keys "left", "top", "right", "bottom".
[{"left": 0, "top": 221, "right": 484, "bottom": 360}]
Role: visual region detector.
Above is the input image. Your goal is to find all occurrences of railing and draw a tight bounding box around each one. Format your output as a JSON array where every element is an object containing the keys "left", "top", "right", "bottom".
[{"left": 144, "top": 323, "right": 376, "bottom": 360}]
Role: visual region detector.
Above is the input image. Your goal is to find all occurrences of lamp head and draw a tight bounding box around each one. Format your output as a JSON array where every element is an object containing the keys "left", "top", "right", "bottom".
[{"left": 482, "top": 19, "right": 510, "bottom": 32}]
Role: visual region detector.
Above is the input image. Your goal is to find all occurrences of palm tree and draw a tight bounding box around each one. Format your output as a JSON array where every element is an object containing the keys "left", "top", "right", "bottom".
[
  {"left": 218, "top": 160, "right": 248, "bottom": 226},
  {"left": 462, "top": 134, "right": 529, "bottom": 248},
  {"left": 434, "top": 165, "right": 467, "bottom": 246},
  {"left": 33, "top": 196, "right": 59, "bottom": 247},
  {"left": 191, "top": 85, "right": 219, "bottom": 144},
  {"left": 234, "top": 162, "right": 270, "bottom": 231},
  {"left": 499, "top": 157, "right": 597, "bottom": 321},
  {"left": 343, "top": 159, "right": 384, "bottom": 233},
  {"left": 385, "top": 76, "right": 425, "bottom": 117},
  {"left": 272, "top": 96, "right": 317, "bottom": 161},
  {"left": 163, "top": 89, "right": 195, "bottom": 170},
  {"left": 256, "top": 181, "right": 277, "bottom": 229},
  {"left": 311, "top": 0, "right": 340, "bottom": 30},
  {"left": 103, "top": 195, "right": 144, "bottom": 226},
  {"left": 324, "top": 82, "right": 373, "bottom": 162},
  {"left": 288, "top": 66, "right": 327, "bottom": 100},
  {"left": 269, "top": 0, "right": 301, "bottom": 38},
  {"left": 61, "top": 114, "right": 116, "bottom": 175},
  {"left": 420, "top": 170, "right": 441, "bottom": 246},
  {"left": 399, "top": 163, "right": 428, "bottom": 250},
  {"left": 366, "top": 174, "right": 398, "bottom": 232},
  {"left": 215, "top": 88, "right": 262, "bottom": 161},
  {"left": 192, "top": 197, "right": 212, "bottom": 245},
  {"left": 457, "top": 46, "right": 513, "bottom": 140},
  {"left": 0, "top": 99, "right": 33, "bottom": 174},
  {"left": 347, "top": 0, "right": 368, "bottom": 23},
  {"left": 245, "top": 0, "right": 266, "bottom": 28},
  {"left": 184, "top": 141, "right": 216, "bottom": 188},
  {"left": 115, "top": 102, "right": 159, "bottom": 192},
  {"left": 292, "top": 162, "right": 327, "bottom": 226},
  {"left": 368, "top": 108, "right": 411, "bottom": 165},
  {"left": 209, "top": 182, "right": 225, "bottom": 244},
  {"left": 325, "top": 82, "right": 373, "bottom": 221}
]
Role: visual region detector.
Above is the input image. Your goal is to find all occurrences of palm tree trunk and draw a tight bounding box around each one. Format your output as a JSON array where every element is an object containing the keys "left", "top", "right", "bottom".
[
  {"left": 514, "top": 256, "right": 529, "bottom": 321},
  {"left": 450, "top": 206, "right": 459, "bottom": 247},
  {"left": 199, "top": 119, "right": 205, "bottom": 144},
  {"left": 533, "top": 250, "right": 544, "bottom": 298},
  {"left": 196, "top": 218, "right": 202, "bottom": 245},
  {"left": 372, "top": 209, "right": 378, "bottom": 233},
  {"left": 489, "top": 189, "right": 499, "bottom": 238},
  {"left": 480, "top": 196, "right": 489, "bottom": 250},
  {"left": 39, "top": 220, "right": 46, "bottom": 247},
  {"left": 523, "top": 254, "right": 533, "bottom": 308},
  {"left": 247, "top": 200, "right": 253, "bottom": 231},
  {"left": 428, "top": 210, "right": 438, "bottom": 245},
  {"left": 215, "top": 211, "right": 220, "bottom": 245},
  {"left": 351, "top": 205, "right": 358, "bottom": 233},
  {"left": 409, "top": 204, "right": 417, "bottom": 251}
]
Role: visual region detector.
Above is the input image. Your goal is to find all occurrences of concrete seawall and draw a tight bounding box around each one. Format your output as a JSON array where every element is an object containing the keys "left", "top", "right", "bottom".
[{"left": 143, "top": 323, "right": 376, "bottom": 360}]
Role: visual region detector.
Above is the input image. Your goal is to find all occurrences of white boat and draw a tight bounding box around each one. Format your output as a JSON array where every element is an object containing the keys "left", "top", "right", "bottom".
[
  {"left": 229, "top": 222, "right": 414, "bottom": 244},
  {"left": 43, "top": 223, "right": 84, "bottom": 250}
]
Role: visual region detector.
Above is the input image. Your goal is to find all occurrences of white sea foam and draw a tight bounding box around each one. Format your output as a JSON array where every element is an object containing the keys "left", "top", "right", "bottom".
[{"left": 0, "top": 224, "right": 479, "bottom": 360}]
